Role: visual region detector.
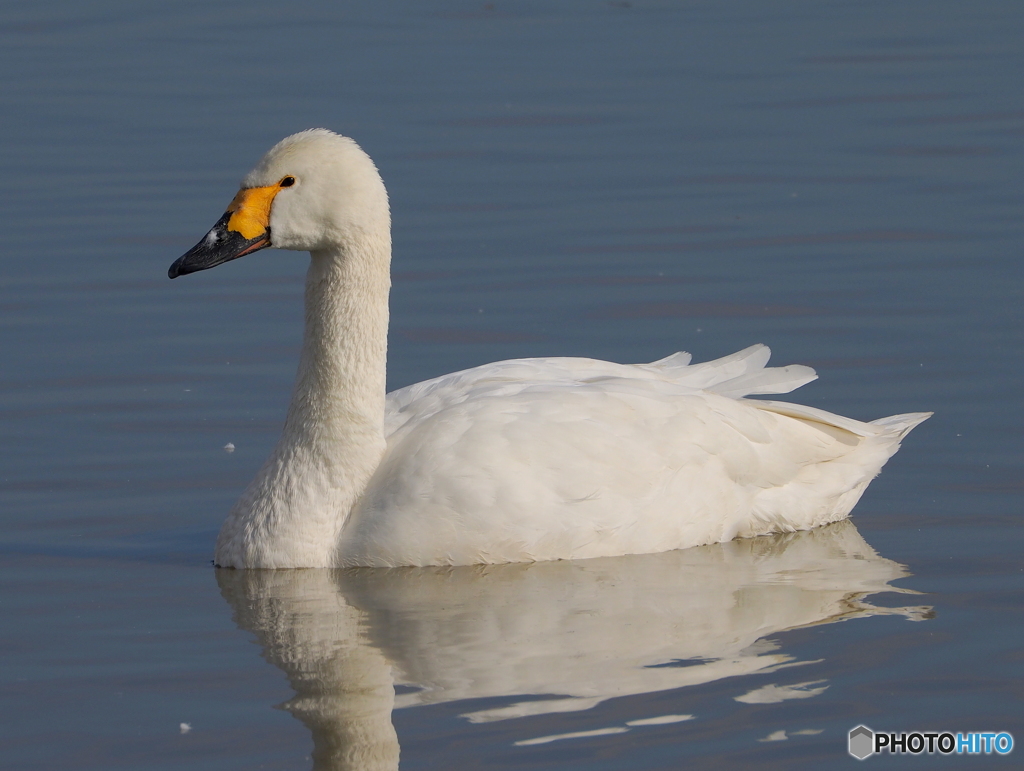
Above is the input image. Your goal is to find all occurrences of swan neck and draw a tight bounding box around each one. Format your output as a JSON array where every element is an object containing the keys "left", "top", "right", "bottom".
[
  {"left": 286, "top": 239, "right": 390, "bottom": 441},
  {"left": 214, "top": 232, "right": 391, "bottom": 568}
]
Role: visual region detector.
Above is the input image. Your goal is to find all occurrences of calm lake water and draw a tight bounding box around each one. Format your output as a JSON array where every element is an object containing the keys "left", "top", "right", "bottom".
[{"left": 2, "top": 1, "right": 1022, "bottom": 768}]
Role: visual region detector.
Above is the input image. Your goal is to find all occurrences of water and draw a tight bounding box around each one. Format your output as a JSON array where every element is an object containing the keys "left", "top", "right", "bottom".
[{"left": 1, "top": 1, "right": 1021, "bottom": 768}]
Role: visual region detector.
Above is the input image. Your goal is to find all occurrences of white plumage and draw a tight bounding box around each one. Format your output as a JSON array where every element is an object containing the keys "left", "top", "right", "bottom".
[{"left": 168, "top": 129, "right": 929, "bottom": 568}]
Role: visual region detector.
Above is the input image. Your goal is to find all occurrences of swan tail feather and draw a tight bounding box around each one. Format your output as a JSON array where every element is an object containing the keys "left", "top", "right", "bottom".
[{"left": 869, "top": 411, "right": 933, "bottom": 439}]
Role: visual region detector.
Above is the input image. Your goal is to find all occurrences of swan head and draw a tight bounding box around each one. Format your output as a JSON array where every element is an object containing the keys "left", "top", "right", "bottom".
[{"left": 168, "top": 129, "right": 389, "bottom": 278}]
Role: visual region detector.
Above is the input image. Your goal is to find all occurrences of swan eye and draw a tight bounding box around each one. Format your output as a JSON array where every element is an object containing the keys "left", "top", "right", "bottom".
[{"left": 280, "top": 176, "right": 296, "bottom": 187}]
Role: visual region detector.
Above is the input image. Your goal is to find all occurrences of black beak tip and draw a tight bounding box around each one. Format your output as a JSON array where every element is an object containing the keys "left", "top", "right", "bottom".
[
  {"left": 167, "top": 214, "right": 270, "bottom": 280},
  {"left": 167, "top": 257, "right": 193, "bottom": 279}
]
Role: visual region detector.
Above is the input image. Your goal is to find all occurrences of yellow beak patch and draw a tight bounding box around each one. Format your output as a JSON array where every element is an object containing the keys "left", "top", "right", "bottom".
[{"left": 225, "top": 184, "right": 282, "bottom": 240}]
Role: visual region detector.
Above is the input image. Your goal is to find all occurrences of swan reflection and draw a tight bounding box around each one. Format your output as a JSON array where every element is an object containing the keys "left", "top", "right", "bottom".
[{"left": 217, "top": 520, "right": 930, "bottom": 770}]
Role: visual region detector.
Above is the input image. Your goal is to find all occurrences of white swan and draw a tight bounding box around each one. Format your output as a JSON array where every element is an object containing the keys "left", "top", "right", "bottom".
[{"left": 168, "top": 128, "right": 929, "bottom": 569}]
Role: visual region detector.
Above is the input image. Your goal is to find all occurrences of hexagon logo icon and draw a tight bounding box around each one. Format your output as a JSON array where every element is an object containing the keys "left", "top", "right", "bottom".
[{"left": 849, "top": 725, "right": 874, "bottom": 760}]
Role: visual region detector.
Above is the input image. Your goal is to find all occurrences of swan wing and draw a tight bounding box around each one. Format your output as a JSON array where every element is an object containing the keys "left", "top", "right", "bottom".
[{"left": 383, "top": 344, "right": 816, "bottom": 436}]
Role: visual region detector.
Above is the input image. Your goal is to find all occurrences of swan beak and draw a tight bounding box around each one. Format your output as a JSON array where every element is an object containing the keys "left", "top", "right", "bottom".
[
  {"left": 168, "top": 185, "right": 278, "bottom": 279},
  {"left": 167, "top": 212, "right": 270, "bottom": 278}
]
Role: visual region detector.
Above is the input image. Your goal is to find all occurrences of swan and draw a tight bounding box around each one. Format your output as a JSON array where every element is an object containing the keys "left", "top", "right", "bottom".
[{"left": 168, "top": 128, "right": 929, "bottom": 569}]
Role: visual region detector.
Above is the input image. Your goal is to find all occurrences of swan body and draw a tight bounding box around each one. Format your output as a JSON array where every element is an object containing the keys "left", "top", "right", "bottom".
[{"left": 168, "top": 129, "right": 929, "bottom": 569}]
